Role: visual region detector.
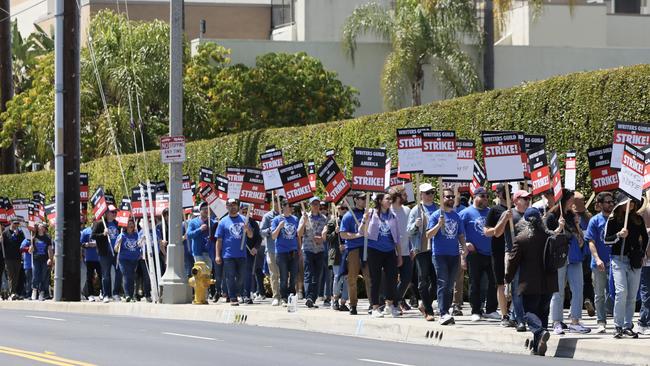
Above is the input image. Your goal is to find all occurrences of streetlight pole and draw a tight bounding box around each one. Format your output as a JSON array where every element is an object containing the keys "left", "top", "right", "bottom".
[{"left": 161, "top": 0, "right": 190, "bottom": 303}]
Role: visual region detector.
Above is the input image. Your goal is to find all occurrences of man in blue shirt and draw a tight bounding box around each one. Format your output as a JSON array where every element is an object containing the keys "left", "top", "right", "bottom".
[
  {"left": 91, "top": 209, "right": 122, "bottom": 303},
  {"left": 298, "top": 196, "right": 328, "bottom": 308},
  {"left": 81, "top": 223, "right": 101, "bottom": 301},
  {"left": 339, "top": 192, "right": 371, "bottom": 315},
  {"left": 261, "top": 198, "right": 282, "bottom": 306},
  {"left": 187, "top": 202, "right": 214, "bottom": 270},
  {"left": 586, "top": 191, "right": 614, "bottom": 334},
  {"left": 427, "top": 188, "right": 467, "bottom": 325},
  {"left": 407, "top": 183, "right": 439, "bottom": 320},
  {"left": 460, "top": 187, "right": 499, "bottom": 321},
  {"left": 216, "top": 199, "right": 253, "bottom": 306},
  {"left": 271, "top": 198, "right": 301, "bottom": 305}
]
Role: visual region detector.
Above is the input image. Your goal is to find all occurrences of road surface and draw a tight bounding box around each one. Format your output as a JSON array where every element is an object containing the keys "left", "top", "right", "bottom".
[{"left": 0, "top": 309, "right": 619, "bottom": 366}]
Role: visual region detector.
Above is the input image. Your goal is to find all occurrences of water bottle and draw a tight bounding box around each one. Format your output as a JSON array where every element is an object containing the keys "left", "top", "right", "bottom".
[{"left": 287, "top": 293, "right": 297, "bottom": 313}]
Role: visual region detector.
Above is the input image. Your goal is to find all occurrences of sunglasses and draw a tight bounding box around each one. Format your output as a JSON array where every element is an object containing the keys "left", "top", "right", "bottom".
[
  {"left": 423, "top": 191, "right": 435, "bottom": 195},
  {"left": 444, "top": 195, "right": 456, "bottom": 199},
  {"left": 338, "top": 207, "right": 349, "bottom": 210}
]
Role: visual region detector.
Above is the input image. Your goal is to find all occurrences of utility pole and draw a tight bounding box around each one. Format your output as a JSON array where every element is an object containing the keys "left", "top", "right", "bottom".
[
  {"left": 483, "top": 0, "right": 494, "bottom": 91},
  {"left": 54, "top": 0, "right": 81, "bottom": 301},
  {"left": 0, "top": 0, "right": 15, "bottom": 174},
  {"left": 161, "top": 0, "right": 190, "bottom": 303}
]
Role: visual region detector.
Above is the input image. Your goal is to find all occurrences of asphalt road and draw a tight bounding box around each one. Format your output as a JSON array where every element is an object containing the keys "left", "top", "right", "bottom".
[{"left": 0, "top": 309, "right": 619, "bottom": 366}]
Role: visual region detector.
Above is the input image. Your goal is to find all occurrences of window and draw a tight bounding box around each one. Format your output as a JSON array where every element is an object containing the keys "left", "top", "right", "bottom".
[{"left": 272, "top": 0, "right": 294, "bottom": 28}]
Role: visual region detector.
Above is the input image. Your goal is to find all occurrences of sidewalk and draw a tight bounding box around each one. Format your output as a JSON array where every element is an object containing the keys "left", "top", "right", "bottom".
[{"left": 0, "top": 297, "right": 640, "bottom": 365}]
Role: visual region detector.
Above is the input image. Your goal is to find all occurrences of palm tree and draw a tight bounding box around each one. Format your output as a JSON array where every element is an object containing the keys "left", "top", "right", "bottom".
[{"left": 342, "top": 0, "right": 482, "bottom": 111}]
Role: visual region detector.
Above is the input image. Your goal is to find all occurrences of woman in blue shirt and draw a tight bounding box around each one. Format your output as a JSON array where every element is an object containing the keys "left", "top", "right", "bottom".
[
  {"left": 366, "top": 193, "right": 402, "bottom": 318},
  {"left": 115, "top": 219, "right": 142, "bottom": 302},
  {"left": 271, "top": 199, "right": 300, "bottom": 305},
  {"left": 29, "top": 223, "right": 53, "bottom": 301}
]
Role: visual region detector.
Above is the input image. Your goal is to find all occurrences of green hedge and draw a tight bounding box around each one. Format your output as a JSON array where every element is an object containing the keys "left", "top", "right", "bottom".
[{"left": 2, "top": 64, "right": 650, "bottom": 199}]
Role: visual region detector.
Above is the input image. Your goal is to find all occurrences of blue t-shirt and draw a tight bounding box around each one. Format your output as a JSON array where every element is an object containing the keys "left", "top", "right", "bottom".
[
  {"left": 106, "top": 220, "right": 120, "bottom": 246},
  {"left": 271, "top": 215, "right": 299, "bottom": 254},
  {"left": 216, "top": 214, "right": 247, "bottom": 259},
  {"left": 117, "top": 232, "right": 141, "bottom": 261},
  {"left": 80, "top": 227, "right": 99, "bottom": 262},
  {"left": 428, "top": 209, "right": 464, "bottom": 256},
  {"left": 20, "top": 239, "right": 32, "bottom": 270},
  {"left": 368, "top": 211, "right": 396, "bottom": 252},
  {"left": 187, "top": 216, "right": 212, "bottom": 257},
  {"left": 459, "top": 206, "right": 491, "bottom": 256},
  {"left": 585, "top": 213, "right": 610, "bottom": 268},
  {"left": 340, "top": 209, "right": 365, "bottom": 250},
  {"left": 32, "top": 235, "right": 51, "bottom": 258}
]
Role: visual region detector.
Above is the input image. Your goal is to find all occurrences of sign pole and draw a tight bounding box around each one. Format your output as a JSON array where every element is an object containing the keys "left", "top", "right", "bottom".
[
  {"left": 362, "top": 192, "right": 370, "bottom": 261},
  {"left": 505, "top": 183, "right": 515, "bottom": 238},
  {"left": 624, "top": 200, "right": 631, "bottom": 230}
]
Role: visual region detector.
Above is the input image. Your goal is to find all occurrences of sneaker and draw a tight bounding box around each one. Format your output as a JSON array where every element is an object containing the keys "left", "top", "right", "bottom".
[
  {"left": 349, "top": 306, "right": 357, "bottom": 315},
  {"left": 281, "top": 300, "right": 288, "bottom": 307},
  {"left": 537, "top": 331, "right": 550, "bottom": 356},
  {"left": 88, "top": 296, "right": 96, "bottom": 302},
  {"left": 596, "top": 323, "right": 606, "bottom": 334},
  {"left": 568, "top": 323, "right": 591, "bottom": 334},
  {"left": 381, "top": 305, "right": 392, "bottom": 317},
  {"left": 339, "top": 304, "right": 350, "bottom": 312},
  {"left": 501, "top": 316, "right": 513, "bottom": 327},
  {"left": 440, "top": 314, "right": 454, "bottom": 325},
  {"left": 245, "top": 297, "right": 254, "bottom": 305},
  {"left": 332, "top": 301, "right": 340, "bottom": 311},
  {"left": 371, "top": 309, "right": 384, "bottom": 318},
  {"left": 212, "top": 294, "right": 220, "bottom": 303},
  {"left": 483, "top": 311, "right": 501, "bottom": 320},
  {"left": 451, "top": 304, "right": 463, "bottom": 316},
  {"left": 125, "top": 296, "right": 132, "bottom": 303},
  {"left": 38, "top": 292, "right": 45, "bottom": 301},
  {"left": 254, "top": 294, "right": 265, "bottom": 302},
  {"left": 516, "top": 322, "right": 527, "bottom": 332},
  {"left": 297, "top": 293, "right": 304, "bottom": 300},
  {"left": 323, "top": 300, "right": 331, "bottom": 308},
  {"left": 470, "top": 314, "right": 481, "bottom": 322},
  {"left": 10, "top": 294, "right": 19, "bottom": 301},
  {"left": 31, "top": 289, "right": 37, "bottom": 301},
  {"left": 271, "top": 298, "right": 280, "bottom": 306},
  {"left": 614, "top": 327, "right": 624, "bottom": 339},
  {"left": 305, "top": 299, "right": 314, "bottom": 308},
  {"left": 390, "top": 305, "right": 401, "bottom": 318},
  {"left": 145, "top": 297, "right": 152, "bottom": 303},
  {"left": 103, "top": 297, "right": 110, "bottom": 303},
  {"left": 560, "top": 321, "right": 568, "bottom": 330},
  {"left": 400, "top": 302, "right": 412, "bottom": 311},
  {"left": 643, "top": 327, "right": 650, "bottom": 336},
  {"left": 230, "top": 301, "right": 240, "bottom": 306},
  {"left": 367, "top": 305, "right": 373, "bottom": 315},
  {"left": 112, "top": 295, "right": 121, "bottom": 302},
  {"left": 623, "top": 328, "right": 639, "bottom": 338},
  {"left": 584, "top": 299, "right": 595, "bottom": 317},
  {"left": 553, "top": 322, "right": 565, "bottom": 335}
]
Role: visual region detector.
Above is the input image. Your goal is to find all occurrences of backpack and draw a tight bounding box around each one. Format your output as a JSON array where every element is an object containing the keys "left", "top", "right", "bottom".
[{"left": 543, "top": 233, "right": 568, "bottom": 273}]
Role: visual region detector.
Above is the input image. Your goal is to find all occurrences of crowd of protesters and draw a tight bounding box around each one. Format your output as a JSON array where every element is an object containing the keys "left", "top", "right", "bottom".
[{"left": 2, "top": 182, "right": 650, "bottom": 356}]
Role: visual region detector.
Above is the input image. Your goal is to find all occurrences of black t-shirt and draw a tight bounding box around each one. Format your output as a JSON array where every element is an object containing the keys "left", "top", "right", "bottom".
[{"left": 486, "top": 204, "right": 507, "bottom": 253}]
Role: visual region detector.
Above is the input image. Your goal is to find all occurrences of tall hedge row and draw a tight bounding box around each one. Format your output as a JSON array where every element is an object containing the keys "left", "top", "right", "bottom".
[{"left": 2, "top": 64, "right": 650, "bottom": 199}]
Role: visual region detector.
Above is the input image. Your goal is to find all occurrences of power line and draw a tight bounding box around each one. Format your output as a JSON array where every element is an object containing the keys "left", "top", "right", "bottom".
[{"left": 0, "top": 0, "right": 48, "bottom": 24}]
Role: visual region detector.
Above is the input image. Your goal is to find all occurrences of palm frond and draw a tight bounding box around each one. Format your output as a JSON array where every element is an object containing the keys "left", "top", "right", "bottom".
[{"left": 341, "top": 2, "right": 394, "bottom": 63}]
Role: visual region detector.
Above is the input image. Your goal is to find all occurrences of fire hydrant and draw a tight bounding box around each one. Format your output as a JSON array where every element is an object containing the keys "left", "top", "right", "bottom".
[{"left": 189, "top": 261, "right": 215, "bottom": 305}]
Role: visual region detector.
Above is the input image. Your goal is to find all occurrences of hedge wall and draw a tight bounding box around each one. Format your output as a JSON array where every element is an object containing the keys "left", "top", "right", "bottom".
[{"left": 2, "top": 64, "right": 650, "bottom": 199}]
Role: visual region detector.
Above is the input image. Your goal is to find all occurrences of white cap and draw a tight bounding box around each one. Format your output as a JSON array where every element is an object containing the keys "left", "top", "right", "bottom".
[{"left": 419, "top": 183, "right": 434, "bottom": 193}]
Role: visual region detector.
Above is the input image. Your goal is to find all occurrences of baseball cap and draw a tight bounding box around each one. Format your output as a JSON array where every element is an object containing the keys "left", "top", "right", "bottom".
[
  {"left": 523, "top": 207, "right": 541, "bottom": 221},
  {"left": 513, "top": 190, "right": 531, "bottom": 201},
  {"left": 473, "top": 187, "right": 488, "bottom": 196},
  {"left": 495, "top": 183, "right": 506, "bottom": 194},
  {"left": 309, "top": 197, "right": 321, "bottom": 205},
  {"left": 419, "top": 183, "right": 434, "bottom": 193},
  {"left": 199, "top": 201, "right": 208, "bottom": 209},
  {"left": 353, "top": 192, "right": 366, "bottom": 199},
  {"left": 226, "top": 198, "right": 238, "bottom": 205}
]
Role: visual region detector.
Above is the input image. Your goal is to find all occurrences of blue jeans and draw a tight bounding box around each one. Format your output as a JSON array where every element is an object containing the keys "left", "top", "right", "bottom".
[
  {"left": 32, "top": 258, "right": 48, "bottom": 293},
  {"left": 432, "top": 255, "right": 460, "bottom": 316},
  {"left": 119, "top": 258, "right": 138, "bottom": 298},
  {"left": 184, "top": 251, "right": 195, "bottom": 278},
  {"left": 551, "top": 261, "right": 583, "bottom": 322},
  {"left": 612, "top": 255, "right": 642, "bottom": 329},
  {"left": 23, "top": 268, "right": 32, "bottom": 297},
  {"left": 637, "top": 266, "right": 650, "bottom": 327},
  {"left": 592, "top": 266, "right": 612, "bottom": 323},
  {"left": 397, "top": 255, "right": 413, "bottom": 305},
  {"left": 510, "top": 268, "right": 525, "bottom": 324},
  {"left": 332, "top": 265, "right": 349, "bottom": 301},
  {"left": 303, "top": 251, "right": 324, "bottom": 302},
  {"left": 99, "top": 255, "right": 122, "bottom": 297},
  {"left": 224, "top": 257, "right": 246, "bottom": 300},
  {"left": 276, "top": 251, "right": 298, "bottom": 301}
]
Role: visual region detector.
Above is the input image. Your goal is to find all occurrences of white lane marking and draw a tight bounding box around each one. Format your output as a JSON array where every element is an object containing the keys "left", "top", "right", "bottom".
[
  {"left": 358, "top": 359, "right": 415, "bottom": 366},
  {"left": 263, "top": 345, "right": 273, "bottom": 348},
  {"left": 162, "top": 332, "right": 222, "bottom": 341},
  {"left": 25, "top": 315, "right": 65, "bottom": 322},
  {"left": 314, "top": 352, "right": 325, "bottom": 356}
]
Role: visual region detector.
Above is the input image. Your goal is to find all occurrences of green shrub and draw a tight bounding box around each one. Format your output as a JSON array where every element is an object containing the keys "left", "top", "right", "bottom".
[{"left": 2, "top": 64, "right": 650, "bottom": 199}]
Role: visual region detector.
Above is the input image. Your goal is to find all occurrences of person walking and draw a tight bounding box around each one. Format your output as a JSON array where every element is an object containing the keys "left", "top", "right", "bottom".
[
  {"left": 327, "top": 203, "right": 350, "bottom": 312},
  {"left": 3, "top": 217, "right": 26, "bottom": 300},
  {"left": 115, "top": 219, "right": 142, "bottom": 302},
  {"left": 407, "top": 183, "right": 439, "bottom": 321},
  {"left": 586, "top": 191, "right": 614, "bottom": 333},
  {"left": 427, "top": 188, "right": 468, "bottom": 325},
  {"left": 28, "top": 223, "right": 53, "bottom": 301},
  {"left": 605, "top": 195, "right": 648, "bottom": 338},
  {"left": 261, "top": 200, "right": 282, "bottom": 306},
  {"left": 506, "top": 208, "right": 559, "bottom": 356},
  {"left": 271, "top": 198, "right": 301, "bottom": 306},
  {"left": 390, "top": 187, "right": 412, "bottom": 312},
  {"left": 239, "top": 203, "right": 261, "bottom": 304},
  {"left": 92, "top": 209, "right": 122, "bottom": 303},
  {"left": 298, "top": 197, "right": 328, "bottom": 308}
]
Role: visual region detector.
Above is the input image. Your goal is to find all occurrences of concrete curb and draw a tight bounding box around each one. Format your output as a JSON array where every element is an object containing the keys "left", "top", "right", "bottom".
[{"left": 0, "top": 301, "right": 642, "bottom": 365}]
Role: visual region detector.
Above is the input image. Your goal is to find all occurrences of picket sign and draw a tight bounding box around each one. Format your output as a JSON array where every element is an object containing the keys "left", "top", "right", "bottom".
[
  {"left": 146, "top": 182, "right": 162, "bottom": 297},
  {"left": 139, "top": 184, "right": 160, "bottom": 302},
  {"left": 611, "top": 121, "right": 650, "bottom": 170}
]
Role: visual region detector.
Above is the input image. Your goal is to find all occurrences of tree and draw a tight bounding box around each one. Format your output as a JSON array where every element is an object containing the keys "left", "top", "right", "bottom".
[{"left": 342, "top": 0, "right": 481, "bottom": 111}]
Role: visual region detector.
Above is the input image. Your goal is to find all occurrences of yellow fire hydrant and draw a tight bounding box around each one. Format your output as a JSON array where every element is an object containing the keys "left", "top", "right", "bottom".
[{"left": 188, "top": 261, "right": 215, "bottom": 305}]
